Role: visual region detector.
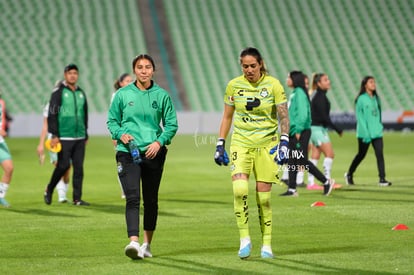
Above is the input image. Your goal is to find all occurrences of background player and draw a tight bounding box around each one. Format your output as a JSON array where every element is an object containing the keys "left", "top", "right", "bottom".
[
  {"left": 37, "top": 80, "right": 71, "bottom": 203},
  {"left": 0, "top": 96, "right": 14, "bottom": 207},
  {"left": 345, "top": 76, "right": 392, "bottom": 186},
  {"left": 280, "top": 71, "right": 334, "bottom": 197},
  {"left": 111, "top": 73, "right": 133, "bottom": 199},
  {"left": 307, "top": 73, "right": 342, "bottom": 188}
]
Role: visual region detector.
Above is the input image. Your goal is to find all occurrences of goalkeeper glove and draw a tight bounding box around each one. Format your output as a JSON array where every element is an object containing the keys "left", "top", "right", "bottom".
[
  {"left": 214, "top": 138, "right": 229, "bottom": 166},
  {"left": 269, "top": 134, "right": 289, "bottom": 165}
]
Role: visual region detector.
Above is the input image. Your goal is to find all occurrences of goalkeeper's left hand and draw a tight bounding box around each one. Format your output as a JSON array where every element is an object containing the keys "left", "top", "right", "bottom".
[
  {"left": 269, "top": 134, "right": 289, "bottom": 165},
  {"left": 214, "top": 138, "right": 229, "bottom": 166}
]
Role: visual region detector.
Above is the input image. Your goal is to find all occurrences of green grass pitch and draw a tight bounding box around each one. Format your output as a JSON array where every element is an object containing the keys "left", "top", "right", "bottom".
[{"left": 1, "top": 132, "right": 413, "bottom": 274}]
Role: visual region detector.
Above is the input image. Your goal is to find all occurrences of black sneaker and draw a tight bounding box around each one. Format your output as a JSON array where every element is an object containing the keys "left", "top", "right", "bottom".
[
  {"left": 379, "top": 179, "right": 392, "bottom": 186},
  {"left": 73, "top": 200, "right": 90, "bottom": 206},
  {"left": 44, "top": 189, "right": 52, "bottom": 205},
  {"left": 280, "top": 190, "right": 298, "bottom": 197},
  {"left": 344, "top": 172, "right": 354, "bottom": 185},
  {"left": 323, "top": 179, "right": 334, "bottom": 196}
]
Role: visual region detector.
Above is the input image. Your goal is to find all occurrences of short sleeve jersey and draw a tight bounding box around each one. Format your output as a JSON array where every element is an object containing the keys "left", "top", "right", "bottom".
[{"left": 224, "top": 74, "right": 287, "bottom": 147}]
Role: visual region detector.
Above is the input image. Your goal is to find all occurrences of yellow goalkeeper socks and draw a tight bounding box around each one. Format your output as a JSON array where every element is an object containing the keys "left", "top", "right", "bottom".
[
  {"left": 232, "top": 179, "right": 249, "bottom": 238},
  {"left": 256, "top": 191, "right": 272, "bottom": 246}
]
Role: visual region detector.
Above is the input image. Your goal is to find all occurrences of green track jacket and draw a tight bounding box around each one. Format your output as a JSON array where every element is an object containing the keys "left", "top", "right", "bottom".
[
  {"left": 48, "top": 82, "right": 88, "bottom": 140},
  {"left": 107, "top": 81, "right": 178, "bottom": 153},
  {"left": 288, "top": 87, "right": 311, "bottom": 136},
  {"left": 355, "top": 93, "right": 383, "bottom": 140}
]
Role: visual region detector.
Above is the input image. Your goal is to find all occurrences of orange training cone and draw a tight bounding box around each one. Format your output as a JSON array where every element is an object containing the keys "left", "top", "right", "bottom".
[
  {"left": 392, "top": 224, "right": 409, "bottom": 230},
  {"left": 311, "top": 201, "right": 326, "bottom": 207}
]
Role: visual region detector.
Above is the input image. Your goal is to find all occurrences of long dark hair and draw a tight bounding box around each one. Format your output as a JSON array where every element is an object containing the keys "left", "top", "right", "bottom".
[
  {"left": 355, "top": 76, "right": 378, "bottom": 103},
  {"left": 355, "top": 76, "right": 381, "bottom": 115},
  {"left": 290, "top": 70, "right": 310, "bottom": 102},
  {"left": 239, "top": 47, "right": 267, "bottom": 74},
  {"left": 113, "top": 73, "right": 130, "bottom": 90}
]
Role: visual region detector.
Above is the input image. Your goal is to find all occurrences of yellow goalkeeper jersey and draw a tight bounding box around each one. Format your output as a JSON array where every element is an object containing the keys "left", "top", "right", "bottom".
[{"left": 224, "top": 73, "right": 287, "bottom": 148}]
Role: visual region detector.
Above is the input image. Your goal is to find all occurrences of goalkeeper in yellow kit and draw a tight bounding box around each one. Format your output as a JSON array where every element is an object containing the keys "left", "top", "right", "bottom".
[{"left": 215, "top": 47, "right": 289, "bottom": 259}]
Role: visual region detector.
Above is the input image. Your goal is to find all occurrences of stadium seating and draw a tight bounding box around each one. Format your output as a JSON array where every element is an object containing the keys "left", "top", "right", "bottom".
[
  {"left": 0, "top": 0, "right": 412, "bottom": 114},
  {"left": 0, "top": 0, "right": 147, "bottom": 114},
  {"left": 164, "top": 0, "right": 413, "bottom": 112}
]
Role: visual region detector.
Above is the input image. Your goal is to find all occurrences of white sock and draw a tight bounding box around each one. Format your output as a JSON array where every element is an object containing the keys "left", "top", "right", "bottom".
[
  {"left": 296, "top": 171, "right": 304, "bottom": 184},
  {"left": 0, "top": 182, "right": 9, "bottom": 198},
  {"left": 282, "top": 170, "right": 288, "bottom": 181},
  {"left": 323, "top": 158, "right": 333, "bottom": 180},
  {"left": 308, "top": 159, "right": 318, "bottom": 185},
  {"left": 56, "top": 179, "right": 67, "bottom": 199}
]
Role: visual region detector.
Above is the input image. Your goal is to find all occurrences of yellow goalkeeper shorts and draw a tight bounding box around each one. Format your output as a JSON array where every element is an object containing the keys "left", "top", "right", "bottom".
[{"left": 230, "top": 141, "right": 281, "bottom": 183}]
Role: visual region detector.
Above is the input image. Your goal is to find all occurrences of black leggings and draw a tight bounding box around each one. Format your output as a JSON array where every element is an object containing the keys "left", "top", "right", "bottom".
[
  {"left": 348, "top": 138, "right": 385, "bottom": 179},
  {"left": 288, "top": 129, "right": 327, "bottom": 189},
  {"left": 116, "top": 147, "right": 167, "bottom": 238}
]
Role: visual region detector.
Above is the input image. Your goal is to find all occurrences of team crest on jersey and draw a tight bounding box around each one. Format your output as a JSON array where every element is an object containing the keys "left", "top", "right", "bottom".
[
  {"left": 117, "top": 162, "right": 123, "bottom": 174},
  {"left": 152, "top": 101, "right": 158, "bottom": 109},
  {"left": 128, "top": 101, "right": 134, "bottom": 106},
  {"left": 260, "top": 88, "right": 269, "bottom": 98}
]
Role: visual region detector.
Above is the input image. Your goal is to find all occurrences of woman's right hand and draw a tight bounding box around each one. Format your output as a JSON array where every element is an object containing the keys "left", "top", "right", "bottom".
[{"left": 120, "top": 134, "right": 134, "bottom": 144}]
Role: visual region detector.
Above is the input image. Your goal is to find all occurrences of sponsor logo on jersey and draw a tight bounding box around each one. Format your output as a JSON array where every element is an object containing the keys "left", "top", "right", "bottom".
[{"left": 242, "top": 116, "right": 266, "bottom": 123}]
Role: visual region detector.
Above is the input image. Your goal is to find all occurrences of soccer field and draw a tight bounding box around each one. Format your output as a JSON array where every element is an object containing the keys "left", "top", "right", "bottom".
[{"left": 1, "top": 132, "right": 413, "bottom": 274}]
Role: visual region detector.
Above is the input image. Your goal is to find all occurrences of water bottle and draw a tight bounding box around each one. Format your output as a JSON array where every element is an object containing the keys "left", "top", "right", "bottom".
[{"left": 128, "top": 139, "right": 142, "bottom": 164}]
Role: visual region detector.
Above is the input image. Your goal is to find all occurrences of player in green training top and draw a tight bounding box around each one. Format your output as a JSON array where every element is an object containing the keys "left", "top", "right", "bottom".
[
  {"left": 107, "top": 54, "right": 178, "bottom": 260},
  {"left": 345, "top": 76, "right": 392, "bottom": 186},
  {"left": 215, "top": 47, "right": 289, "bottom": 259}
]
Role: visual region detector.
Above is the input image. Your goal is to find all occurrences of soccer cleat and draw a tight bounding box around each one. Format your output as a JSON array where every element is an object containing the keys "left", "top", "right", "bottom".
[
  {"left": 261, "top": 246, "right": 274, "bottom": 259},
  {"left": 141, "top": 243, "right": 153, "bottom": 258},
  {"left": 44, "top": 189, "right": 52, "bottom": 205},
  {"left": 238, "top": 242, "right": 252, "bottom": 259},
  {"left": 280, "top": 190, "right": 298, "bottom": 197},
  {"left": 0, "top": 198, "right": 10, "bottom": 208},
  {"left": 344, "top": 172, "right": 354, "bottom": 185},
  {"left": 379, "top": 179, "right": 392, "bottom": 186},
  {"left": 73, "top": 200, "right": 90, "bottom": 206},
  {"left": 306, "top": 184, "right": 323, "bottom": 190},
  {"left": 125, "top": 241, "right": 144, "bottom": 260},
  {"left": 323, "top": 179, "right": 335, "bottom": 196}
]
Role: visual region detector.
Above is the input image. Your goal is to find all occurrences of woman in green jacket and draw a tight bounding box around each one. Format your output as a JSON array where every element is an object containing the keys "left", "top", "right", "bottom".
[
  {"left": 281, "top": 71, "right": 334, "bottom": 197},
  {"left": 345, "top": 76, "right": 391, "bottom": 186},
  {"left": 107, "top": 54, "right": 178, "bottom": 260}
]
